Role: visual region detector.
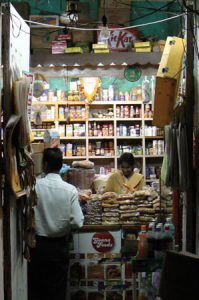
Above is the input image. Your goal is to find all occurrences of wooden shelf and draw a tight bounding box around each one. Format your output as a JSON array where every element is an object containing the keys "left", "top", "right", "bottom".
[
  {"left": 63, "top": 156, "right": 86, "bottom": 159},
  {"left": 116, "top": 118, "right": 142, "bottom": 121},
  {"left": 58, "top": 118, "right": 86, "bottom": 122},
  {"left": 88, "top": 136, "right": 114, "bottom": 139},
  {"left": 145, "top": 155, "right": 164, "bottom": 158},
  {"left": 60, "top": 136, "right": 86, "bottom": 140},
  {"left": 92, "top": 101, "right": 143, "bottom": 105},
  {"left": 89, "top": 118, "right": 114, "bottom": 121},
  {"left": 117, "top": 155, "right": 143, "bottom": 158},
  {"left": 31, "top": 52, "right": 162, "bottom": 68},
  {"left": 89, "top": 156, "right": 115, "bottom": 159},
  {"left": 117, "top": 136, "right": 143, "bottom": 139},
  {"left": 32, "top": 101, "right": 57, "bottom": 105},
  {"left": 33, "top": 136, "right": 44, "bottom": 140},
  {"left": 145, "top": 136, "right": 164, "bottom": 139}
]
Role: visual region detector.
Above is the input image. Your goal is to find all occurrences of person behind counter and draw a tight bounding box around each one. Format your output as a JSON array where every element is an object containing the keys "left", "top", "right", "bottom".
[
  {"left": 28, "top": 148, "right": 84, "bottom": 300},
  {"left": 104, "top": 152, "right": 144, "bottom": 194}
]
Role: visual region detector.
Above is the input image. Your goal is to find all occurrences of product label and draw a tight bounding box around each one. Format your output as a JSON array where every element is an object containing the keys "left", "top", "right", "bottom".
[{"left": 92, "top": 232, "right": 114, "bottom": 252}]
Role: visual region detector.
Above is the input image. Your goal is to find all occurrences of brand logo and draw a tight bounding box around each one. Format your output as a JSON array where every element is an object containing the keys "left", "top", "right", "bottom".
[
  {"left": 109, "top": 28, "right": 138, "bottom": 51},
  {"left": 92, "top": 232, "right": 114, "bottom": 252}
]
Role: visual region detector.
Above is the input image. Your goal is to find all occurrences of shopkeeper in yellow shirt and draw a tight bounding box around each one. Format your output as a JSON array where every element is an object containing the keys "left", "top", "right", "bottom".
[{"left": 104, "top": 153, "right": 144, "bottom": 194}]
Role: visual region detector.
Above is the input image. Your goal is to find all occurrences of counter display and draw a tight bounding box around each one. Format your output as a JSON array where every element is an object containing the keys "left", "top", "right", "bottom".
[
  {"left": 69, "top": 226, "right": 135, "bottom": 300},
  {"left": 81, "top": 189, "right": 173, "bottom": 226}
]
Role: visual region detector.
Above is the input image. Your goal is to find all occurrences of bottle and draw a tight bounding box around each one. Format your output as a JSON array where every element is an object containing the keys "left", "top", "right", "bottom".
[
  {"left": 164, "top": 217, "right": 175, "bottom": 250},
  {"left": 136, "top": 225, "right": 149, "bottom": 259},
  {"left": 154, "top": 223, "right": 165, "bottom": 259},
  {"left": 138, "top": 276, "right": 148, "bottom": 300},
  {"left": 147, "top": 222, "right": 156, "bottom": 258},
  {"left": 120, "top": 105, "right": 124, "bottom": 118},
  {"left": 130, "top": 105, "right": 134, "bottom": 118},
  {"left": 113, "top": 82, "right": 119, "bottom": 101},
  {"left": 116, "top": 106, "right": 120, "bottom": 118},
  {"left": 142, "top": 76, "right": 151, "bottom": 103},
  {"left": 108, "top": 85, "right": 114, "bottom": 101},
  {"left": 135, "top": 106, "right": 140, "bottom": 118},
  {"left": 93, "top": 122, "right": 98, "bottom": 136}
]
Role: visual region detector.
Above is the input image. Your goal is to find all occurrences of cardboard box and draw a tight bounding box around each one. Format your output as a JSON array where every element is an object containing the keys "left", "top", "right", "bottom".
[
  {"left": 134, "top": 41, "right": 151, "bottom": 48},
  {"left": 64, "top": 47, "right": 83, "bottom": 54},
  {"left": 94, "top": 49, "right": 110, "bottom": 53},
  {"left": 135, "top": 47, "right": 152, "bottom": 53},
  {"left": 31, "top": 143, "right": 44, "bottom": 154},
  {"left": 32, "top": 152, "right": 43, "bottom": 175},
  {"left": 153, "top": 77, "right": 177, "bottom": 127},
  {"left": 52, "top": 40, "right": 67, "bottom": 54},
  {"left": 153, "top": 37, "right": 185, "bottom": 126},
  {"left": 92, "top": 43, "right": 108, "bottom": 49}
]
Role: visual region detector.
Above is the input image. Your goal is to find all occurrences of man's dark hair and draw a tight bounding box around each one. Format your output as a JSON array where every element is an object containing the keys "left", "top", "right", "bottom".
[
  {"left": 43, "top": 148, "right": 63, "bottom": 172},
  {"left": 119, "top": 152, "right": 135, "bottom": 167}
]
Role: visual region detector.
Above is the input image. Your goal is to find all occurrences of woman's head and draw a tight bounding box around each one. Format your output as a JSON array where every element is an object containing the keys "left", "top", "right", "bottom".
[
  {"left": 42, "top": 148, "right": 63, "bottom": 173},
  {"left": 118, "top": 153, "right": 135, "bottom": 178}
]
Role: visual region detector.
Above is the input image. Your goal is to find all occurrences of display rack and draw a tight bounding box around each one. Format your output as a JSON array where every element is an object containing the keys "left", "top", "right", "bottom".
[{"left": 30, "top": 52, "right": 164, "bottom": 182}]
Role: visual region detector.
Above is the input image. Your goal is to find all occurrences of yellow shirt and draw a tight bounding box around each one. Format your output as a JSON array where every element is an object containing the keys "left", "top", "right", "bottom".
[{"left": 104, "top": 170, "right": 144, "bottom": 194}]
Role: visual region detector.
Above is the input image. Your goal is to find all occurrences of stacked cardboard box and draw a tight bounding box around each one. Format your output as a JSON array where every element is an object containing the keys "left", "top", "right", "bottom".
[
  {"left": 134, "top": 41, "right": 152, "bottom": 53},
  {"left": 92, "top": 43, "right": 110, "bottom": 53}
]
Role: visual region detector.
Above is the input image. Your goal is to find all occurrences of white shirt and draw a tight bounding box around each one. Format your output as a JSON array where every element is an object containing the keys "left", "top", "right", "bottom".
[{"left": 35, "top": 173, "right": 84, "bottom": 237}]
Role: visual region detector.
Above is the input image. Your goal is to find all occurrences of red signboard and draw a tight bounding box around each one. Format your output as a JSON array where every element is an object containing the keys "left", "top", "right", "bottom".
[
  {"left": 97, "top": 26, "right": 139, "bottom": 52},
  {"left": 92, "top": 232, "right": 114, "bottom": 252},
  {"left": 108, "top": 28, "right": 138, "bottom": 52}
]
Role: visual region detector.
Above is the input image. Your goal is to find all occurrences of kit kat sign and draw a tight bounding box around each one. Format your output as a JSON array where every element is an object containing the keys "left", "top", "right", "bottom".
[
  {"left": 92, "top": 232, "right": 114, "bottom": 252},
  {"left": 109, "top": 28, "right": 138, "bottom": 52}
]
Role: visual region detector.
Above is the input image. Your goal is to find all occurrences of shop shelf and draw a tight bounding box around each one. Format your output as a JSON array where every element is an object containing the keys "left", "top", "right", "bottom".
[
  {"left": 32, "top": 101, "right": 57, "bottom": 105},
  {"left": 116, "top": 136, "right": 143, "bottom": 139},
  {"left": 145, "top": 136, "right": 164, "bottom": 139},
  {"left": 60, "top": 136, "right": 86, "bottom": 140},
  {"left": 145, "top": 155, "right": 164, "bottom": 158},
  {"left": 88, "top": 136, "right": 114, "bottom": 139},
  {"left": 89, "top": 156, "right": 115, "bottom": 159},
  {"left": 31, "top": 52, "right": 162, "bottom": 68},
  {"left": 89, "top": 118, "right": 114, "bottom": 121},
  {"left": 116, "top": 118, "right": 142, "bottom": 121}
]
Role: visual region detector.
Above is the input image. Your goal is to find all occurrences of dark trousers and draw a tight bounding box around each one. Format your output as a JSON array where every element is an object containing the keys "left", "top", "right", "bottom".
[{"left": 28, "top": 236, "right": 69, "bottom": 300}]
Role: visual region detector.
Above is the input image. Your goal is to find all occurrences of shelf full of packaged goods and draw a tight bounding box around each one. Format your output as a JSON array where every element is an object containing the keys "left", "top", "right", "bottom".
[{"left": 30, "top": 55, "right": 164, "bottom": 183}]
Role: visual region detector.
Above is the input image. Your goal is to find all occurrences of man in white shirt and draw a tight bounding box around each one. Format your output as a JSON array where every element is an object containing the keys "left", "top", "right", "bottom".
[{"left": 28, "top": 148, "right": 84, "bottom": 300}]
